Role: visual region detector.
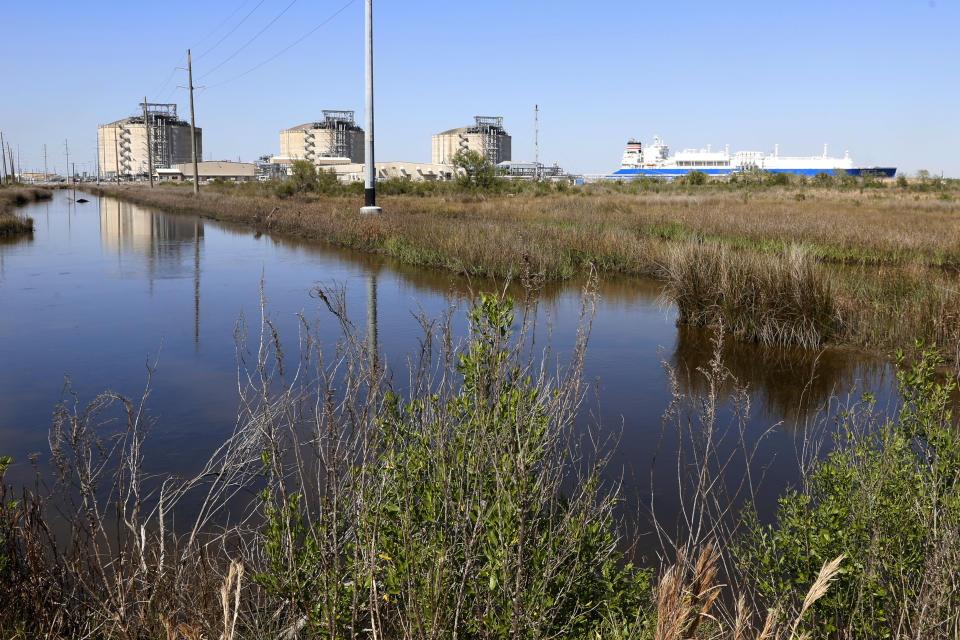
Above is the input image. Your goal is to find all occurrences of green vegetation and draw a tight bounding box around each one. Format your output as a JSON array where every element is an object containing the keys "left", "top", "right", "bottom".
[
  {"left": 1, "top": 285, "right": 959, "bottom": 637},
  {"left": 737, "top": 344, "right": 960, "bottom": 638},
  {"left": 273, "top": 159, "right": 341, "bottom": 197},
  {"left": 451, "top": 148, "right": 502, "bottom": 189},
  {"left": 254, "top": 294, "right": 650, "bottom": 638}
]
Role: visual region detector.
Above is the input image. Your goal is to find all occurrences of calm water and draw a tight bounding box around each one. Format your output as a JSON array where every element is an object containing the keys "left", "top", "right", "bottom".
[{"left": 0, "top": 191, "right": 897, "bottom": 523}]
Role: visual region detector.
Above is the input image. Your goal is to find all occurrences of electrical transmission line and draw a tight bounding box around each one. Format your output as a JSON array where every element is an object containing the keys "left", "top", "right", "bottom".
[
  {"left": 195, "top": 0, "right": 267, "bottom": 60},
  {"left": 199, "top": 0, "right": 299, "bottom": 80},
  {"left": 204, "top": 0, "right": 356, "bottom": 89}
]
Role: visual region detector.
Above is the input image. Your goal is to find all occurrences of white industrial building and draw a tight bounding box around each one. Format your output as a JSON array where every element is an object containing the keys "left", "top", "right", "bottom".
[
  {"left": 273, "top": 111, "right": 365, "bottom": 166},
  {"left": 431, "top": 116, "right": 512, "bottom": 166},
  {"left": 98, "top": 103, "right": 199, "bottom": 179},
  {"left": 157, "top": 161, "right": 257, "bottom": 182},
  {"left": 326, "top": 161, "right": 457, "bottom": 183}
]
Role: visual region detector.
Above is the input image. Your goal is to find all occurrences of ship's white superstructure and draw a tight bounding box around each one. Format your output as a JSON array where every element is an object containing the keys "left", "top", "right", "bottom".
[{"left": 612, "top": 136, "right": 893, "bottom": 178}]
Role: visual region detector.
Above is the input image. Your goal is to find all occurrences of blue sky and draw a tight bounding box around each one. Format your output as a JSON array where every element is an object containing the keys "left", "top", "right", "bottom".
[{"left": 3, "top": 1, "right": 958, "bottom": 176}]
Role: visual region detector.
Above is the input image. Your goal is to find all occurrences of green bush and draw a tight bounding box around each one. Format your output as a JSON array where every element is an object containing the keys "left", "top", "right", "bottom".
[
  {"left": 767, "top": 172, "right": 791, "bottom": 186},
  {"left": 451, "top": 149, "right": 504, "bottom": 191},
  {"left": 812, "top": 171, "right": 834, "bottom": 188},
  {"left": 273, "top": 180, "right": 296, "bottom": 198},
  {"left": 253, "top": 294, "right": 651, "bottom": 638},
  {"left": 736, "top": 343, "right": 960, "bottom": 638},
  {"left": 290, "top": 159, "right": 318, "bottom": 193}
]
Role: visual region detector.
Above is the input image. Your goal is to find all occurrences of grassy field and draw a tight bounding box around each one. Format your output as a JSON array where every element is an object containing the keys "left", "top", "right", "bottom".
[
  {"left": 0, "top": 185, "right": 49, "bottom": 237},
  {"left": 84, "top": 178, "right": 960, "bottom": 360}
]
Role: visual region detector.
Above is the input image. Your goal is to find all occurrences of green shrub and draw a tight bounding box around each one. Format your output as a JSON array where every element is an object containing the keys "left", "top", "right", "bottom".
[
  {"left": 273, "top": 180, "right": 296, "bottom": 198},
  {"left": 290, "top": 159, "right": 318, "bottom": 193},
  {"left": 253, "top": 294, "right": 651, "bottom": 638},
  {"left": 451, "top": 149, "right": 504, "bottom": 191},
  {"left": 767, "top": 172, "right": 791, "bottom": 186},
  {"left": 736, "top": 343, "right": 960, "bottom": 638},
  {"left": 812, "top": 171, "right": 834, "bottom": 188}
]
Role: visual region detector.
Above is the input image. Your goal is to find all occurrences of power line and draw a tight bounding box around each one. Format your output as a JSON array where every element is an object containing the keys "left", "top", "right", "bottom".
[
  {"left": 195, "top": 0, "right": 266, "bottom": 60},
  {"left": 191, "top": 0, "right": 252, "bottom": 53},
  {"left": 154, "top": 57, "right": 185, "bottom": 97},
  {"left": 153, "top": 0, "right": 255, "bottom": 98},
  {"left": 204, "top": 0, "right": 356, "bottom": 89},
  {"left": 199, "top": 0, "right": 299, "bottom": 79}
]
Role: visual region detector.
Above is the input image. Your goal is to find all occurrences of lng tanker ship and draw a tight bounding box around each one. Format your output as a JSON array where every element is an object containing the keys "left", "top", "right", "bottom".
[{"left": 609, "top": 136, "right": 896, "bottom": 178}]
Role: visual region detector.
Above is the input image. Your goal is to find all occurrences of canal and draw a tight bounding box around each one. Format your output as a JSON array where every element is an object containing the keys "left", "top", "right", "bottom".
[{"left": 0, "top": 190, "right": 896, "bottom": 536}]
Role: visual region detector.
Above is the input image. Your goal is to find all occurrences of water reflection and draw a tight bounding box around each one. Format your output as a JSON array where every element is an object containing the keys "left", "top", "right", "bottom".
[
  {"left": 99, "top": 197, "right": 204, "bottom": 281},
  {"left": 671, "top": 326, "right": 892, "bottom": 426},
  {"left": 0, "top": 190, "right": 906, "bottom": 512},
  {"left": 98, "top": 197, "right": 204, "bottom": 346},
  {"left": 367, "top": 273, "right": 379, "bottom": 373}
]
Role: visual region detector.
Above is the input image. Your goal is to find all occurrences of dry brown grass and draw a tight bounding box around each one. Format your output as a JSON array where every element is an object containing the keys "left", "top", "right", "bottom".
[
  {"left": 653, "top": 542, "right": 844, "bottom": 640},
  {"left": 83, "top": 184, "right": 960, "bottom": 359},
  {"left": 0, "top": 185, "right": 48, "bottom": 237}
]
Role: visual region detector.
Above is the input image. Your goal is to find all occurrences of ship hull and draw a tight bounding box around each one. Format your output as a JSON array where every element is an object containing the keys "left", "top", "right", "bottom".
[{"left": 608, "top": 167, "right": 896, "bottom": 179}]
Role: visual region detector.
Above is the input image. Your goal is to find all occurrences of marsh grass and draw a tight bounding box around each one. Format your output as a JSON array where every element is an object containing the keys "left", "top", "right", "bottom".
[
  {"left": 83, "top": 183, "right": 960, "bottom": 360},
  {"left": 0, "top": 186, "right": 48, "bottom": 236},
  {"left": 661, "top": 243, "right": 836, "bottom": 349}
]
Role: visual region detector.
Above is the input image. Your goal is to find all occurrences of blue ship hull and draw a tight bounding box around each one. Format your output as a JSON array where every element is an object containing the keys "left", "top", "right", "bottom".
[{"left": 608, "top": 167, "right": 897, "bottom": 179}]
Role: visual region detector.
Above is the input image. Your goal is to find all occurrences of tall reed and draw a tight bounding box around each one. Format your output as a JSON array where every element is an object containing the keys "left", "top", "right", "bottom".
[{"left": 661, "top": 242, "right": 837, "bottom": 349}]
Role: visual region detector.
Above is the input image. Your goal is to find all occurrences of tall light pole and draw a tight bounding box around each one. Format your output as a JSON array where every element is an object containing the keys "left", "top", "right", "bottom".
[
  {"left": 360, "top": 0, "right": 381, "bottom": 214},
  {"left": 187, "top": 49, "right": 200, "bottom": 195},
  {"left": 143, "top": 96, "right": 155, "bottom": 188}
]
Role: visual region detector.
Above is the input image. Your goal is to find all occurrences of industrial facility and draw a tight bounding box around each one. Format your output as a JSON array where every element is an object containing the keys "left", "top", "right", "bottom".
[
  {"left": 431, "top": 116, "right": 512, "bottom": 166},
  {"left": 157, "top": 161, "right": 257, "bottom": 182},
  {"left": 97, "top": 103, "right": 200, "bottom": 179},
  {"left": 497, "top": 160, "right": 569, "bottom": 180},
  {"left": 326, "top": 161, "right": 456, "bottom": 183},
  {"left": 274, "top": 110, "right": 365, "bottom": 166}
]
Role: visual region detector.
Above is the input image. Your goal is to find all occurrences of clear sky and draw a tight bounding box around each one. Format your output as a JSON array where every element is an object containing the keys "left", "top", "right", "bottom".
[{"left": 3, "top": 1, "right": 958, "bottom": 176}]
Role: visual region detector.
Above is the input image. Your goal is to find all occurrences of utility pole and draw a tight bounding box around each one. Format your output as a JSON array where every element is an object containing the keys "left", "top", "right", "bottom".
[
  {"left": 360, "top": 0, "right": 381, "bottom": 214},
  {"left": 0, "top": 133, "right": 7, "bottom": 183},
  {"left": 17, "top": 145, "right": 21, "bottom": 183},
  {"left": 186, "top": 49, "right": 199, "bottom": 195},
  {"left": 114, "top": 129, "right": 120, "bottom": 185},
  {"left": 64, "top": 139, "right": 70, "bottom": 184},
  {"left": 43, "top": 144, "right": 48, "bottom": 182},
  {"left": 143, "top": 96, "right": 155, "bottom": 188}
]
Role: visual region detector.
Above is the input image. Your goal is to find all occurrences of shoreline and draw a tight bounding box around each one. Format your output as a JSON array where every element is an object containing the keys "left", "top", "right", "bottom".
[
  {"left": 0, "top": 186, "right": 50, "bottom": 237},
  {"left": 80, "top": 183, "right": 960, "bottom": 362}
]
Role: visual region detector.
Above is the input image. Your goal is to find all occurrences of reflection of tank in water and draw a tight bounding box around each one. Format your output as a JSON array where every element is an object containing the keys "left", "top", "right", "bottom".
[
  {"left": 99, "top": 198, "right": 204, "bottom": 280},
  {"left": 670, "top": 326, "right": 892, "bottom": 427}
]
